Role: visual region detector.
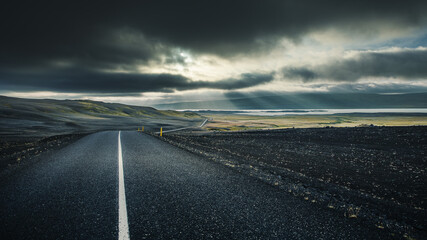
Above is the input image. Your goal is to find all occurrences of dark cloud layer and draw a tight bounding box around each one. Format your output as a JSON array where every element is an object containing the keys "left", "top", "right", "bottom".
[
  {"left": 1, "top": 1, "right": 427, "bottom": 64},
  {"left": 0, "top": 69, "right": 273, "bottom": 93},
  {"left": 323, "top": 82, "right": 427, "bottom": 93},
  {"left": 283, "top": 49, "right": 427, "bottom": 82},
  {"left": 0, "top": 1, "right": 426, "bottom": 93}
]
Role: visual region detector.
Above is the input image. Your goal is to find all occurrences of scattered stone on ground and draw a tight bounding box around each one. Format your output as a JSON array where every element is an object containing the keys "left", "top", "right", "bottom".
[{"left": 154, "top": 126, "right": 427, "bottom": 239}]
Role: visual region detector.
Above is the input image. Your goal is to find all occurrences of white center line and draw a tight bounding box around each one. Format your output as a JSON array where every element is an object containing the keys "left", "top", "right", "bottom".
[{"left": 118, "top": 131, "right": 130, "bottom": 240}]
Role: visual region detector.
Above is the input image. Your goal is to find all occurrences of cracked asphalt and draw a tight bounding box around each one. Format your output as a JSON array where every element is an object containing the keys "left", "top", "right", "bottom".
[{"left": 0, "top": 131, "right": 392, "bottom": 239}]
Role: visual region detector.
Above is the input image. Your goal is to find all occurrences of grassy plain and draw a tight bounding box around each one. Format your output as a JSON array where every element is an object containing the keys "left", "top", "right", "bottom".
[{"left": 203, "top": 113, "right": 427, "bottom": 131}]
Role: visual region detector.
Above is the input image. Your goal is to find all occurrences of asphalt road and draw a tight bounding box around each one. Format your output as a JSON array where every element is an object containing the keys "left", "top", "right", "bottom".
[{"left": 0, "top": 131, "right": 391, "bottom": 239}]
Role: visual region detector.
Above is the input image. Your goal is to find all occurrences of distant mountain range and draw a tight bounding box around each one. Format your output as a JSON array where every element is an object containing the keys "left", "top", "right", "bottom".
[
  {"left": 0, "top": 96, "right": 201, "bottom": 138},
  {"left": 155, "top": 93, "right": 427, "bottom": 110}
]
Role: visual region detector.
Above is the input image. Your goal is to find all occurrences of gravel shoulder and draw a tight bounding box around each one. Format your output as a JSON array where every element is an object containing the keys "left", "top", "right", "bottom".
[
  {"left": 153, "top": 126, "right": 427, "bottom": 239},
  {"left": 0, "top": 133, "right": 87, "bottom": 174}
]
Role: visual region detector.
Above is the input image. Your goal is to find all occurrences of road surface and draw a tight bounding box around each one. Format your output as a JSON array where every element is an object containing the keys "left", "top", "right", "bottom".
[
  {"left": 0, "top": 131, "right": 391, "bottom": 239},
  {"left": 155, "top": 118, "right": 208, "bottom": 134}
]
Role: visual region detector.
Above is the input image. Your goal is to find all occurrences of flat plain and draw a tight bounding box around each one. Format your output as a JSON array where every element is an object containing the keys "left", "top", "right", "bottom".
[
  {"left": 157, "top": 125, "right": 427, "bottom": 239},
  {"left": 203, "top": 113, "right": 427, "bottom": 131}
]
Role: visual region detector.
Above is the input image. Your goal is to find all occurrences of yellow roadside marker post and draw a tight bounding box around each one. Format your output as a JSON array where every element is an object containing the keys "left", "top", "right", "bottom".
[{"left": 160, "top": 127, "right": 163, "bottom": 137}]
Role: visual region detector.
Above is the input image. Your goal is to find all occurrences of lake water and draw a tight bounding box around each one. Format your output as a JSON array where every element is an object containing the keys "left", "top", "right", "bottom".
[{"left": 180, "top": 108, "right": 427, "bottom": 116}]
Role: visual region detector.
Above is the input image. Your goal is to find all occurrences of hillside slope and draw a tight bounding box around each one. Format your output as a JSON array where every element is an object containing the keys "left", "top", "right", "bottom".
[{"left": 0, "top": 96, "right": 201, "bottom": 139}]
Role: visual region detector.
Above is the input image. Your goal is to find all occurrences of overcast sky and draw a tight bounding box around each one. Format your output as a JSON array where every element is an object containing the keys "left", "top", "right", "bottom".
[{"left": 1, "top": 0, "right": 427, "bottom": 105}]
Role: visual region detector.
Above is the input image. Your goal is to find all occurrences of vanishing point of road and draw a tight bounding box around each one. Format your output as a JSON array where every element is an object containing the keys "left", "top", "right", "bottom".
[{"left": 0, "top": 131, "right": 390, "bottom": 239}]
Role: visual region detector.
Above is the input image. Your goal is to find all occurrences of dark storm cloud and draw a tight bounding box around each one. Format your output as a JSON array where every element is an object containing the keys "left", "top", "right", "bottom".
[
  {"left": 118, "top": 0, "right": 427, "bottom": 55},
  {"left": 191, "top": 73, "right": 274, "bottom": 90},
  {"left": 322, "top": 83, "right": 427, "bottom": 93},
  {"left": 1, "top": 0, "right": 427, "bottom": 63},
  {"left": 0, "top": 69, "right": 274, "bottom": 93},
  {"left": 282, "top": 49, "right": 427, "bottom": 81},
  {"left": 0, "top": 0, "right": 426, "bottom": 93}
]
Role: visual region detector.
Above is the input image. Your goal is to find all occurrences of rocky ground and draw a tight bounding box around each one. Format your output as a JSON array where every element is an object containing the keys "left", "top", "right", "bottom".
[
  {"left": 155, "top": 126, "right": 427, "bottom": 239},
  {"left": 0, "top": 134, "right": 86, "bottom": 172}
]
